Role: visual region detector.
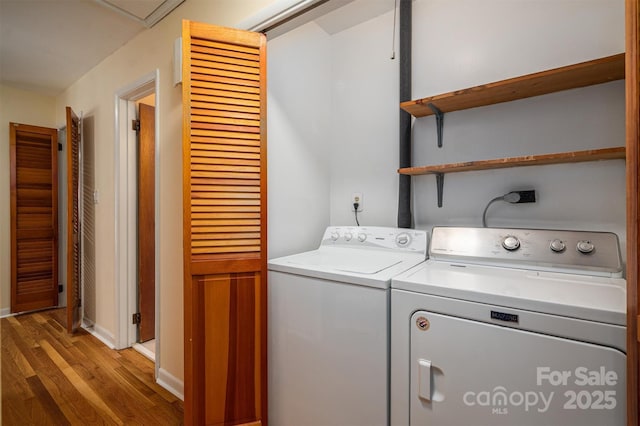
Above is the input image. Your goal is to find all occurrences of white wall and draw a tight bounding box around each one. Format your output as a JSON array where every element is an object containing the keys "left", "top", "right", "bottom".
[
  {"left": 0, "top": 85, "right": 57, "bottom": 315},
  {"left": 267, "top": 22, "right": 332, "bottom": 258},
  {"left": 328, "top": 8, "right": 402, "bottom": 227}
]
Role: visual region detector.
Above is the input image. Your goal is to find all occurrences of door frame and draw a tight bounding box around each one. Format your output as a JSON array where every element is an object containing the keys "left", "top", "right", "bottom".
[{"left": 114, "top": 70, "right": 160, "bottom": 370}]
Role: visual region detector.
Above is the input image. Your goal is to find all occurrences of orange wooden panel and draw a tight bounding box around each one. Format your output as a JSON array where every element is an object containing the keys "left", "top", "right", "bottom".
[
  {"left": 138, "top": 102, "right": 156, "bottom": 342},
  {"left": 626, "top": 0, "right": 640, "bottom": 423},
  {"left": 183, "top": 19, "right": 268, "bottom": 425},
  {"left": 197, "top": 273, "right": 263, "bottom": 425}
]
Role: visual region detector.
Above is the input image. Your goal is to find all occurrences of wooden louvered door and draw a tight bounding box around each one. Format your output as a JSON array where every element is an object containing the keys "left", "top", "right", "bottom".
[
  {"left": 10, "top": 123, "right": 58, "bottom": 313},
  {"left": 182, "top": 20, "right": 267, "bottom": 425},
  {"left": 66, "top": 107, "right": 81, "bottom": 333}
]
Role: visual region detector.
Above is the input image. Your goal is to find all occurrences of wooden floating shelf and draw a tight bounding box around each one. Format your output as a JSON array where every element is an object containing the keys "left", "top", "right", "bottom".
[
  {"left": 398, "top": 147, "right": 626, "bottom": 176},
  {"left": 400, "top": 53, "right": 625, "bottom": 118}
]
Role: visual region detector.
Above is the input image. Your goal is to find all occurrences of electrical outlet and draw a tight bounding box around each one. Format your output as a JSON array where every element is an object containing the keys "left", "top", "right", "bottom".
[
  {"left": 515, "top": 190, "right": 536, "bottom": 203},
  {"left": 351, "top": 192, "right": 363, "bottom": 212}
]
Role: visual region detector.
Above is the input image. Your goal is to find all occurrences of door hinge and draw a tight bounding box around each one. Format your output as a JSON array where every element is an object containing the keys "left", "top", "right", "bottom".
[
  {"left": 132, "top": 119, "right": 140, "bottom": 132},
  {"left": 58, "top": 284, "right": 63, "bottom": 293},
  {"left": 132, "top": 312, "right": 141, "bottom": 325},
  {"left": 58, "top": 142, "right": 63, "bottom": 151}
]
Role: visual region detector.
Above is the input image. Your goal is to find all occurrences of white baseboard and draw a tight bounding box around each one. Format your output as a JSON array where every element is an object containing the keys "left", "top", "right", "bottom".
[
  {"left": 82, "top": 322, "right": 116, "bottom": 349},
  {"left": 157, "top": 368, "right": 184, "bottom": 401},
  {"left": 132, "top": 342, "right": 155, "bottom": 362},
  {"left": 0, "top": 308, "right": 12, "bottom": 318}
]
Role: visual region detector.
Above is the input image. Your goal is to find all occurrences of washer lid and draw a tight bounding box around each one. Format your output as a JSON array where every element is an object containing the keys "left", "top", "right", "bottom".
[
  {"left": 392, "top": 260, "right": 626, "bottom": 325},
  {"left": 286, "top": 249, "right": 403, "bottom": 274},
  {"left": 269, "top": 247, "right": 426, "bottom": 289}
]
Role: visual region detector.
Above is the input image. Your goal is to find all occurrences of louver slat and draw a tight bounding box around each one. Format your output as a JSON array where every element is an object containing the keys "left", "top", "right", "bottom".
[{"left": 189, "top": 45, "right": 263, "bottom": 258}]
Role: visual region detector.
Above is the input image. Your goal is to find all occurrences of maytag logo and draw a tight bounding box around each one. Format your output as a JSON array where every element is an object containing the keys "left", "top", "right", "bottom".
[{"left": 491, "top": 311, "right": 519, "bottom": 323}]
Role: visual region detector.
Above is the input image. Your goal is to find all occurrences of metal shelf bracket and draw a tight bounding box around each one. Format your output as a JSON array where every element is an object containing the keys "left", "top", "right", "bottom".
[
  {"left": 428, "top": 103, "right": 444, "bottom": 148},
  {"left": 436, "top": 172, "right": 444, "bottom": 208}
]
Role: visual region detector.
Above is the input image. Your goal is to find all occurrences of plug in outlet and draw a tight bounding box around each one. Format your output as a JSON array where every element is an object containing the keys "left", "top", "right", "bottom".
[
  {"left": 515, "top": 190, "right": 536, "bottom": 203},
  {"left": 351, "top": 193, "right": 363, "bottom": 212}
]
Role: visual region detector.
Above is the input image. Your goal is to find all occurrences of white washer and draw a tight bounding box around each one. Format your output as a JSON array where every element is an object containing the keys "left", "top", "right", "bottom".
[
  {"left": 391, "top": 226, "right": 626, "bottom": 426},
  {"left": 268, "top": 226, "right": 428, "bottom": 426}
]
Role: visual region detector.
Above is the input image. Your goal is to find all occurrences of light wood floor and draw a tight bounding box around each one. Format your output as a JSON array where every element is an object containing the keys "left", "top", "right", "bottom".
[{"left": 1, "top": 308, "right": 183, "bottom": 425}]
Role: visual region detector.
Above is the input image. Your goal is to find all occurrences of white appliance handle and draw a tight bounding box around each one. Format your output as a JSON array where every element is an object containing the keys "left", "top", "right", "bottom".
[{"left": 418, "top": 358, "right": 431, "bottom": 401}]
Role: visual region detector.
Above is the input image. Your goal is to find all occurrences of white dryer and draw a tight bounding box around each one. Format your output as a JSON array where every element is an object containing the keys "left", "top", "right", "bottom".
[
  {"left": 391, "top": 226, "right": 626, "bottom": 426},
  {"left": 268, "top": 226, "right": 428, "bottom": 426}
]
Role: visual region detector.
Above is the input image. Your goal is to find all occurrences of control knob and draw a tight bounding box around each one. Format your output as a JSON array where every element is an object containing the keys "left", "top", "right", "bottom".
[
  {"left": 396, "top": 232, "right": 411, "bottom": 247},
  {"left": 344, "top": 232, "right": 353, "bottom": 241},
  {"left": 330, "top": 231, "right": 340, "bottom": 241},
  {"left": 549, "top": 239, "right": 566, "bottom": 253},
  {"left": 501, "top": 235, "right": 520, "bottom": 251},
  {"left": 357, "top": 233, "right": 367, "bottom": 242},
  {"left": 577, "top": 240, "right": 595, "bottom": 254}
]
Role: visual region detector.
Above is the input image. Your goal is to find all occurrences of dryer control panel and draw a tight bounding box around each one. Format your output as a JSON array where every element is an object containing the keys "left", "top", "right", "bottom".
[
  {"left": 429, "top": 226, "right": 622, "bottom": 277},
  {"left": 322, "top": 226, "right": 428, "bottom": 254}
]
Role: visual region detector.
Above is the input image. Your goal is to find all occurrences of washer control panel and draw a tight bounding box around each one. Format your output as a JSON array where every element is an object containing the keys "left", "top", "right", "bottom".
[
  {"left": 321, "top": 226, "right": 428, "bottom": 254},
  {"left": 429, "top": 226, "right": 622, "bottom": 276}
]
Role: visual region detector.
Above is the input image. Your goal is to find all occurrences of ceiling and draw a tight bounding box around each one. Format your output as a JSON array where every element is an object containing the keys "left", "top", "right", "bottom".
[
  {"left": 0, "top": 0, "right": 183, "bottom": 96},
  {"left": 0, "top": 0, "right": 396, "bottom": 97}
]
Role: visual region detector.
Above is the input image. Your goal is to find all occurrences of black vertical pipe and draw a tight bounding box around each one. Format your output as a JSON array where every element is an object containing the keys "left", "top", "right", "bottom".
[{"left": 398, "top": 0, "right": 412, "bottom": 228}]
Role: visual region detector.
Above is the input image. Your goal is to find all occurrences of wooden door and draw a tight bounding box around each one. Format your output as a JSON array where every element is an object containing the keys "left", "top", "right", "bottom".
[
  {"left": 628, "top": 0, "right": 640, "bottom": 424},
  {"left": 138, "top": 102, "right": 155, "bottom": 342},
  {"left": 627, "top": 0, "right": 640, "bottom": 424},
  {"left": 182, "top": 20, "right": 267, "bottom": 425},
  {"left": 10, "top": 123, "right": 59, "bottom": 313},
  {"left": 66, "top": 107, "right": 81, "bottom": 333}
]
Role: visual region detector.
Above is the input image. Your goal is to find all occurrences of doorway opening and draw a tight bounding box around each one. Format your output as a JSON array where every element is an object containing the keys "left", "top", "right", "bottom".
[{"left": 114, "top": 71, "right": 160, "bottom": 375}]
